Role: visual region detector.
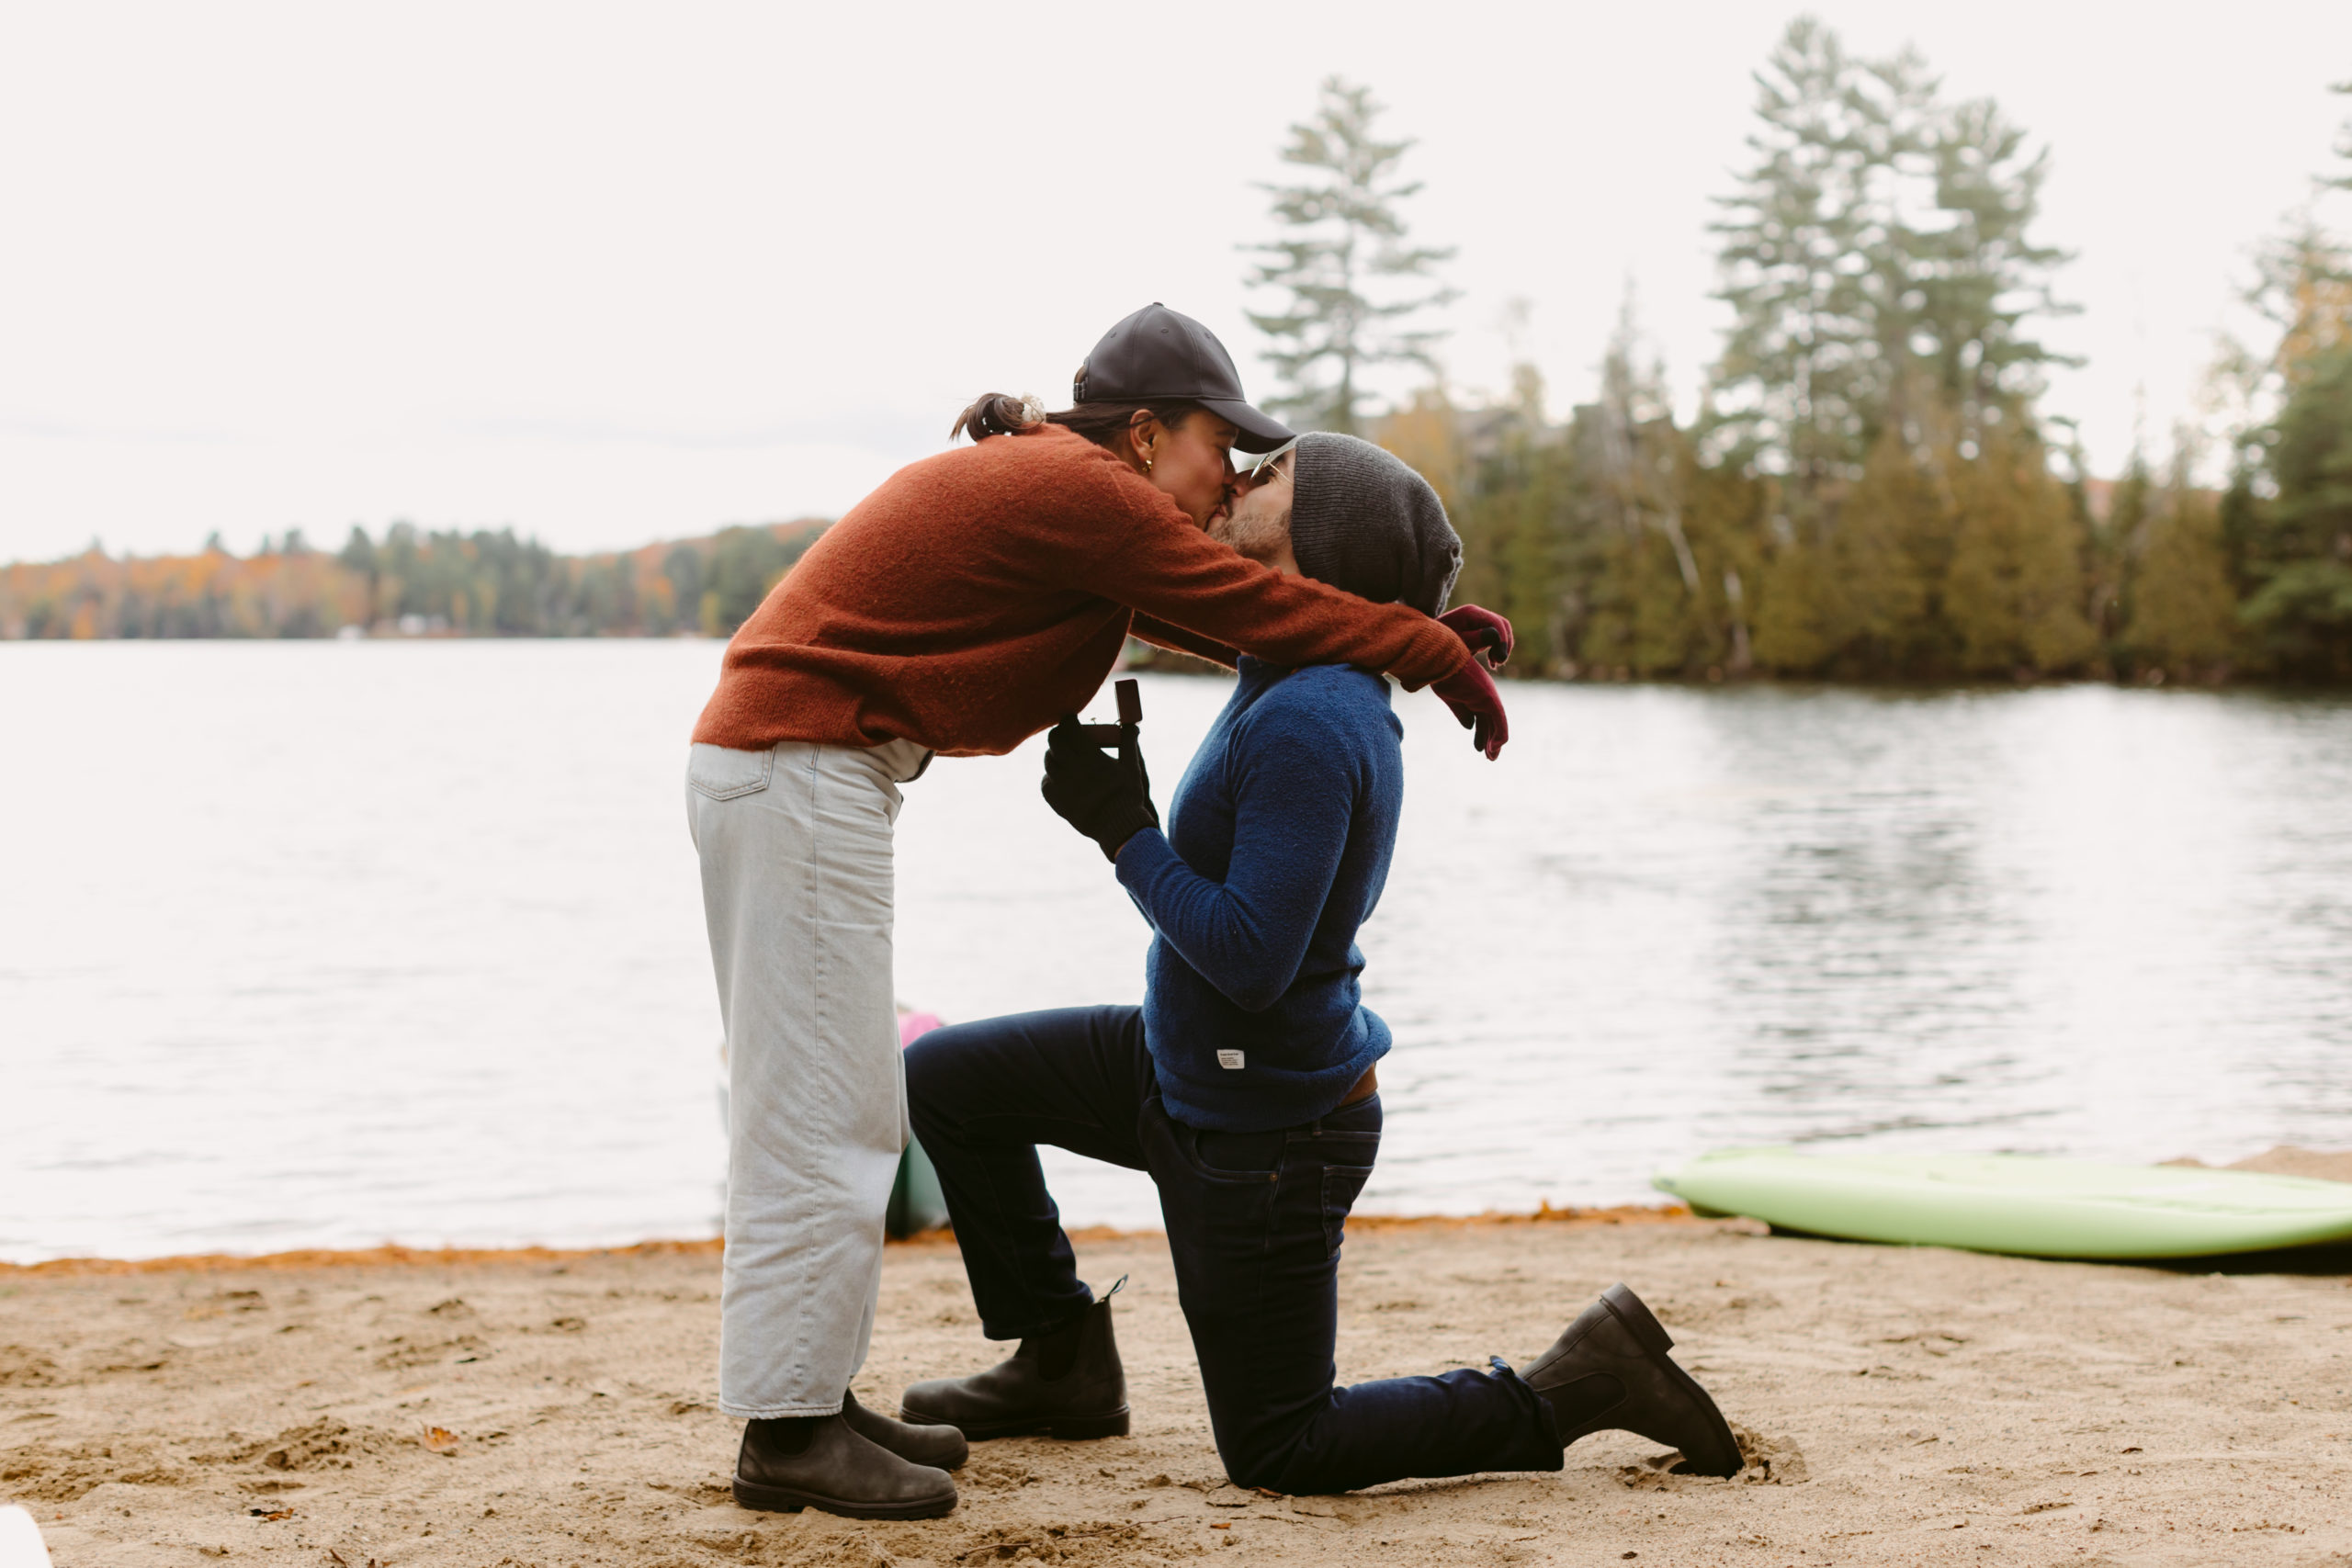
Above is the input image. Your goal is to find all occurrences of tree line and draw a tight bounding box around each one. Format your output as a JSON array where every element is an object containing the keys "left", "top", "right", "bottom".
[
  {"left": 0, "top": 520, "right": 827, "bottom": 641},
  {"left": 10, "top": 18, "right": 2347, "bottom": 684},
  {"left": 1250, "top": 22, "right": 2352, "bottom": 684}
]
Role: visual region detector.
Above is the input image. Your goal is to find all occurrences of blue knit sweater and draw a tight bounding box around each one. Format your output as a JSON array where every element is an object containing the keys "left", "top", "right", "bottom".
[{"left": 1113, "top": 657, "right": 1402, "bottom": 1132}]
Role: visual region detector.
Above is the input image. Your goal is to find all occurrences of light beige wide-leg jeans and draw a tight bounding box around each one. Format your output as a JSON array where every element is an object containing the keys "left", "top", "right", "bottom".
[{"left": 685, "top": 737, "right": 929, "bottom": 1418}]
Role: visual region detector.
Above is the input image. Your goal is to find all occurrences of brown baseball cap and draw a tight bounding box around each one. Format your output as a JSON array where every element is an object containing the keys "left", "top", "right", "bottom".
[{"left": 1073, "top": 303, "right": 1297, "bottom": 454}]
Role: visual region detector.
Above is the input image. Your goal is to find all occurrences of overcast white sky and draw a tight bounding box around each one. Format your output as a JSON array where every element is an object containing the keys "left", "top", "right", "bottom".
[{"left": 4, "top": 1, "right": 2348, "bottom": 563}]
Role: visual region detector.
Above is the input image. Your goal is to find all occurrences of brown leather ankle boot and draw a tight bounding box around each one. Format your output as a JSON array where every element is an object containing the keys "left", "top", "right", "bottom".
[{"left": 898, "top": 1288, "right": 1129, "bottom": 1441}]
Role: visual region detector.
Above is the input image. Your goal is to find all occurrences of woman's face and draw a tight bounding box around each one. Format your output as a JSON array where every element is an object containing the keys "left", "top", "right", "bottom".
[{"left": 1133, "top": 410, "right": 1239, "bottom": 528}]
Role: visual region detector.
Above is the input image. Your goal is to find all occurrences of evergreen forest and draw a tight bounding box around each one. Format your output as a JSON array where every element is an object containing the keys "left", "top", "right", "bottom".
[
  {"left": 6, "top": 18, "right": 2349, "bottom": 686},
  {"left": 1261, "top": 23, "right": 2352, "bottom": 686}
]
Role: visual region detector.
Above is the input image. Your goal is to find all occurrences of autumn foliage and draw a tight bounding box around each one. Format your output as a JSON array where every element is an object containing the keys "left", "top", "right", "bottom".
[{"left": 0, "top": 520, "right": 828, "bottom": 641}]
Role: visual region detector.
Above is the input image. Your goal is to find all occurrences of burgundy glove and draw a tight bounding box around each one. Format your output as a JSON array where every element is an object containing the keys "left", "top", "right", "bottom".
[
  {"left": 1429, "top": 654, "right": 1510, "bottom": 761},
  {"left": 1438, "top": 604, "right": 1513, "bottom": 667}
]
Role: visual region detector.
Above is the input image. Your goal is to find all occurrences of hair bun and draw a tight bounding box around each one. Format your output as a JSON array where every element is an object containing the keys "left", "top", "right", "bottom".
[{"left": 949, "top": 393, "right": 1044, "bottom": 444}]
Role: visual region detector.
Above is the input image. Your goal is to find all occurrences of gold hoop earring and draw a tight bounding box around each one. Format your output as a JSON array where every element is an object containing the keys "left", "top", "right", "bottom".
[{"left": 1143, "top": 457, "right": 1154, "bottom": 473}]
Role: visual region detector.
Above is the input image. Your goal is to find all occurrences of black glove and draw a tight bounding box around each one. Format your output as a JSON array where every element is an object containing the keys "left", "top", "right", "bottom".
[{"left": 1040, "top": 716, "right": 1159, "bottom": 863}]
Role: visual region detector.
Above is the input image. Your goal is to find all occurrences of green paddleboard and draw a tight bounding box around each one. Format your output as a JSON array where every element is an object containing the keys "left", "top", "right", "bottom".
[{"left": 1653, "top": 1147, "right": 2352, "bottom": 1259}]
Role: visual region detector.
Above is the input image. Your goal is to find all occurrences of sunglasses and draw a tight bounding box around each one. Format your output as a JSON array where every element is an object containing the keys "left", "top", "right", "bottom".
[{"left": 1246, "top": 441, "right": 1299, "bottom": 482}]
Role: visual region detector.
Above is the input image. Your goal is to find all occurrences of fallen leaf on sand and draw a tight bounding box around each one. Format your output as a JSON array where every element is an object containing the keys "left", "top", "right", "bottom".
[{"left": 421, "top": 1425, "right": 459, "bottom": 1454}]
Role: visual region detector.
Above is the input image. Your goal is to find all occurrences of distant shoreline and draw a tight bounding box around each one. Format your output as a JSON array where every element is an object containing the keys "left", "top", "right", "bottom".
[
  {"left": 0, "top": 1202, "right": 1697, "bottom": 1276},
  {"left": 14, "top": 637, "right": 2348, "bottom": 694}
]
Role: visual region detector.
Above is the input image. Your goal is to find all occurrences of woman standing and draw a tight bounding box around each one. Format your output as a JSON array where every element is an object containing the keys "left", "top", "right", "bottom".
[{"left": 684, "top": 304, "right": 1511, "bottom": 1519}]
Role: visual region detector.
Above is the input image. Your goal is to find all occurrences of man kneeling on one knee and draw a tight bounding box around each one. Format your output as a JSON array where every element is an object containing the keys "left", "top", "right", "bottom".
[{"left": 895, "top": 434, "right": 1745, "bottom": 1494}]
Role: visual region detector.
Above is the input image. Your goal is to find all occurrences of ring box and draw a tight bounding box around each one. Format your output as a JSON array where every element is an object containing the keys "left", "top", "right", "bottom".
[{"left": 1079, "top": 678, "right": 1142, "bottom": 745}]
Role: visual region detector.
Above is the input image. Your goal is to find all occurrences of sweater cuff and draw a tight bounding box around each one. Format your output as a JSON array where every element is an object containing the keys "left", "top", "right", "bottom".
[
  {"left": 1114, "top": 827, "right": 1177, "bottom": 892},
  {"left": 1396, "top": 620, "right": 1471, "bottom": 690}
]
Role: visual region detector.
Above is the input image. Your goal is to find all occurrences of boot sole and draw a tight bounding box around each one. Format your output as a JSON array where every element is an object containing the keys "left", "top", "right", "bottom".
[
  {"left": 897, "top": 1405, "right": 1131, "bottom": 1442},
  {"left": 1597, "top": 1283, "right": 1743, "bottom": 1479},
  {"left": 731, "top": 1475, "right": 956, "bottom": 1519}
]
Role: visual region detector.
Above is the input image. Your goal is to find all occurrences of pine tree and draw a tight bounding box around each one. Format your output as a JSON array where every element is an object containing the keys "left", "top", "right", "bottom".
[
  {"left": 1592, "top": 303, "right": 1702, "bottom": 605},
  {"left": 2330, "top": 80, "right": 2352, "bottom": 192},
  {"left": 1583, "top": 528, "right": 1711, "bottom": 677},
  {"left": 1491, "top": 371, "right": 1583, "bottom": 671},
  {"left": 1707, "top": 19, "right": 2075, "bottom": 681},
  {"left": 1708, "top": 17, "right": 1923, "bottom": 519},
  {"left": 1823, "top": 429, "right": 1936, "bottom": 670},
  {"left": 2200, "top": 85, "right": 2352, "bottom": 679},
  {"left": 2247, "top": 220, "right": 2352, "bottom": 393},
  {"left": 1244, "top": 79, "right": 1456, "bottom": 434},
  {"left": 1909, "top": 96, "right": 2079, "bottom": 442},
  {"left": 1747, "top": 538, "right": 1838, "bottom": 674},
  {"left": 2121, "top": 446, "right": 2237, "bottom": 678},
  {"left": 2243, "top": 344, "right": 2352, "bottom": 679},
  {"left": 1748, "top": 433, "right": 1941, "bottom": 680},
  {"left": 1684, "top": 457, "right": 1766, "bottom": 676},
  {"left": 1572, "top": 311, "right": 1736, "bottom": 677},
  {"left": 1942, "top": 427, "right": 2097, "bottom": 674},
  {"left": 2091, "top": 449, "right": 2152, "bottom": 652}
]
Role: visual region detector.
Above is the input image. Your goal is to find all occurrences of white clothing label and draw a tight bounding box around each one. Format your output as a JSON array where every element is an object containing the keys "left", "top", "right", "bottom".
[{"left": 1216, "top": 1050, "right": 1246, "bottom": 1070}]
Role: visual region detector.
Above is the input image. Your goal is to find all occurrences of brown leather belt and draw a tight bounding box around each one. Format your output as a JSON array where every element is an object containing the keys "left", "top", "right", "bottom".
[{"left": 1336, "top": 1064, "right": 1379, "bottom": 1108}]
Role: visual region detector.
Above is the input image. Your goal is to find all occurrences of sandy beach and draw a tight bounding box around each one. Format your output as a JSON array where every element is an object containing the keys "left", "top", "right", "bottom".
[{"left": 6, "top": 1190, "right": 2352, "bottom": 1568}]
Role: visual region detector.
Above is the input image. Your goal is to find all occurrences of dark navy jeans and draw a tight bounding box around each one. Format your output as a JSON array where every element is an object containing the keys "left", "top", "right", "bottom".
[{"left": 904, "top": 1004, "right": 1561, "bottom": 1494}]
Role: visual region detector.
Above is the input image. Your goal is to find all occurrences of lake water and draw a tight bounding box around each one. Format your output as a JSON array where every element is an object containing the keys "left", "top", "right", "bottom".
[{"left": 5, "top": 642, "right": 2351, "bottom": 1262}]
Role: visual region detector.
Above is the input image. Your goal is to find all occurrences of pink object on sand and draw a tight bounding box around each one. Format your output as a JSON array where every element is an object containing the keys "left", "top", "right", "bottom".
[{"left": 898, "top": 1011, "right": 944, "bottom": 1048}]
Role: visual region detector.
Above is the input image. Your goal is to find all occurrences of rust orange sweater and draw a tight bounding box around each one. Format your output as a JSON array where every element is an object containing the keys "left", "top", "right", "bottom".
[{"left": 691, "top": 424, "right": 1469, "bottom": 757}]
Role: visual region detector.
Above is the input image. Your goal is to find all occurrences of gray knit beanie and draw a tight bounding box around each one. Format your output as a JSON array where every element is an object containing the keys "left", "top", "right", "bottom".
[{"left": 1287, "top": 433, "right": 1462, "bottom": 617}]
